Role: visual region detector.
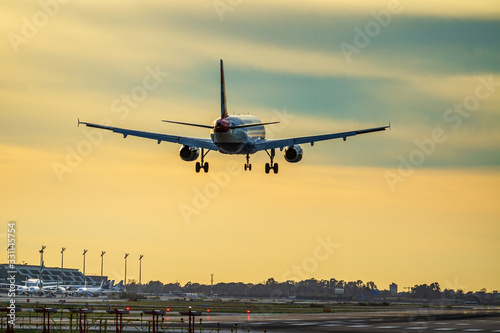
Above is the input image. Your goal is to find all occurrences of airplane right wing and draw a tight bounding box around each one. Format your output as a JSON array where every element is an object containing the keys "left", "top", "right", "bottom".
[
  {"left": 79, "top": 121, "right": 219, "bottom": 151},
  {"left": 254, "top": 125, "right": 390, "bottom": 151}
]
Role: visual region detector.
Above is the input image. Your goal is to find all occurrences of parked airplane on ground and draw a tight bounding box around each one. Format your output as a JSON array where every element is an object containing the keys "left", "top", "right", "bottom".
[
  {"left": 9, "top": 277, "right": 119, "bottom": 297},
  {"left": 11, "top": 278, "right": 68, "bottom": 296},
  {"left": 79, "top": 60, "right": 389, "bottom": 174},
  {"left": 76, "top": 280, "right": 123, "bottom": 297}
]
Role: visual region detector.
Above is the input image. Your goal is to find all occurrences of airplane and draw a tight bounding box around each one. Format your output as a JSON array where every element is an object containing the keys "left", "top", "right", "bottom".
[
  {"left": 8, "top": 264, "right": 63, "bottom": 296},
  {"left": 78, "top": 60, "right": 389, "bottom": 174},
  {"left": 76, "top": 280, "right": 123, "bottom": 297},
  {"left": 11, "top": 278, "right": 67, "bottom": 296}
]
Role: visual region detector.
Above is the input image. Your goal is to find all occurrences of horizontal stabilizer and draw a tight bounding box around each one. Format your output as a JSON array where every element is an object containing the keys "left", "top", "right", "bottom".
[
  {"left": 161, "top": 120, "right": 213, "bottom": 129},
  {"left": 229, "top": 121, "right": 280, "bottom": 129}
]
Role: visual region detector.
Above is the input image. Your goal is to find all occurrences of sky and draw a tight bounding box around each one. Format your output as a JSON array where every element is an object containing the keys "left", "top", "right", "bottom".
[{"left": 1, "top": 0, "right": 499, "bottom": 292}]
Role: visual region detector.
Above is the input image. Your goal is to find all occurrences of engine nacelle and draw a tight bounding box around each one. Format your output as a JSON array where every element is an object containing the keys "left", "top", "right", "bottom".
[
  {"left": 284, "top": 145, "right": 303, "bottom": 163},
  {"left": 179, "top": 145, "right": 200, "bottom": 162}
]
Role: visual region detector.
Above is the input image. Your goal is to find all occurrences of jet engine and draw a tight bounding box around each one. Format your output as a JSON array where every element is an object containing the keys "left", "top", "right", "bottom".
[
  {"left": 179, "top": 145, "right": 200, "bottom": 161},
  {"left": 283, "top": 145, "right": 303, "bottom": 163}
]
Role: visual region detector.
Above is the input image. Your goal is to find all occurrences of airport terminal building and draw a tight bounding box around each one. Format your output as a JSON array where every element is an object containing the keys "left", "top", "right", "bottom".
[{"left": 0, "top": 264, "right": 106, "bottom": 287}]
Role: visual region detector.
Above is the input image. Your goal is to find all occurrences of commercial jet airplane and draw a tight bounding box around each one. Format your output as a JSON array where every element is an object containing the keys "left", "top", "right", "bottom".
[
  {"left": 79, "top": 60, "right": 389, "bottom": 174},
  {"left": 76, "top": 280, "right": 123, "bottom": 297}
]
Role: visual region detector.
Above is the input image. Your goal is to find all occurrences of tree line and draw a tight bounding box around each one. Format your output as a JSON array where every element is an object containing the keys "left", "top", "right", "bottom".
[{"left": 124, "top": 278, "right": 499, "bottom": 303}]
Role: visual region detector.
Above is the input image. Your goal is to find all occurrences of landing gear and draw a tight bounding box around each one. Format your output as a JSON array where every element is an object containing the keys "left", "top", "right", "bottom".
[
  {"left": 244, "top": 154, "right": 252, "bottom": 171},
  {"left": 195, "top": 148, "right": 210, "bottom": 173},
  {"left": 265, "top": 149, "right": 279, "bottom": 174}
]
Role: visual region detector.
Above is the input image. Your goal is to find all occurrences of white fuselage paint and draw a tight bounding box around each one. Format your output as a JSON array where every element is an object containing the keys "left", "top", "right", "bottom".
[{"left": 210, "top": 115, "right": 266, "bottom": 154}]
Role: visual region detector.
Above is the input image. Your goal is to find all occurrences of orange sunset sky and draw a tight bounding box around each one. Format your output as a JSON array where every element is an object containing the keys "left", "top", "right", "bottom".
[{"left": 1, "top": 1, "right": 499, "bottom": 292}]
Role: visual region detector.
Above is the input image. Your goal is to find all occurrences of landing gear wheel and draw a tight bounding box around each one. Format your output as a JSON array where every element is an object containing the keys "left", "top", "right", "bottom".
[
  {"left": 265, "top": 149, "right": 278, "bottom": 174},
  {"left": 195, "top": 148, "right": 211, "bottom": 173},
  {"left": 244, "top": 154, "right": 252, "bottom": 171}
]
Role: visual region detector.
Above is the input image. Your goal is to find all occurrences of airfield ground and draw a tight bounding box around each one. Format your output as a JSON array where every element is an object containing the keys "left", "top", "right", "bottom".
[{"left": 1, "top": 295, "right": 499, "bottom": 332}]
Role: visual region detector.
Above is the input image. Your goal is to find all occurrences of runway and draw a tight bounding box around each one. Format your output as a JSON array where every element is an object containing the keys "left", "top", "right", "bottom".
[
  {"left": 200, "top": 310, "right": 500, "bottom": 332},
  {"left": 1, "top": 295, "right": 498, "bottom": 332}
]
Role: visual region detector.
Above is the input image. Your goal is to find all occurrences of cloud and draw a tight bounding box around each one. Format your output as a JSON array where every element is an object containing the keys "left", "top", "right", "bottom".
[{"left": 1, "top": 1, "right": 499, "bottom": 291}]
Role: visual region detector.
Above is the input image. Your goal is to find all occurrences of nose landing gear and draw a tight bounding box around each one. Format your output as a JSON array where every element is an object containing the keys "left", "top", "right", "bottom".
[{"left": 244, "top": 154, "right": 252, "bottom": 171}]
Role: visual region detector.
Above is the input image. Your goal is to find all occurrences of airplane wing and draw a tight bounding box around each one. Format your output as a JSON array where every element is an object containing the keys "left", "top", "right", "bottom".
[
  {"left": 254, "top": 125, "right": 390, "bottom": 151},
  {"left": 78, "top": 121, "right": 219, "bottom": 151}
]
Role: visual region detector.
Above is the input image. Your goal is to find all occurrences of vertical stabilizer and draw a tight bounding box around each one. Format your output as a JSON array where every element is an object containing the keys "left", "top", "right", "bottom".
[{"left": 220, "top": 59, "right": 228, "bottom": 118}]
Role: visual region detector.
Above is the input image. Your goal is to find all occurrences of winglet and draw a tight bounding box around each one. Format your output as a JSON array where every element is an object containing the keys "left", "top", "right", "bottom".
[
  {"left": 77, "top": 118, "right": 81, "bottom": 127},
  {"left": 220, "top": 59, "right": 228, "bottom": 119}
]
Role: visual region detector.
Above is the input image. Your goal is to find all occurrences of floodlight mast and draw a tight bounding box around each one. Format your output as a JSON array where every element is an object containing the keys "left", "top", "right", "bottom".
[
  {"left": 139, "top": 255, "right": 144, "bottom": 294},
  {"left": 139, "top": 255, "right": 144, "bottom": 285},
  {"left": 61, "top": 247, "right": 66, "bottom": 281},
  {"left": 211, "top": 274, "right": 214, "bottom": 297},
  {"left": 82, "top": 249, "right": 88, "bottom": 275},
  {"left": 101, "top": 251, "right": 106, "bottom": 278},
  {"left": 39, "top": 245, "right": 46, "bottom": 267},
  {"left": 61, "top": 247, "right": 66, "bottom": 269},
  {"left": 124, "top": 253, "right": 129, "bottom": 291}
]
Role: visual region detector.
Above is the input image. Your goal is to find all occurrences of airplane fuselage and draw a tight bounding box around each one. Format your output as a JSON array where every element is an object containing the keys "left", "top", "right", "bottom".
[{"left": 211, "top": 115, "right": 266, "bottom": 154}]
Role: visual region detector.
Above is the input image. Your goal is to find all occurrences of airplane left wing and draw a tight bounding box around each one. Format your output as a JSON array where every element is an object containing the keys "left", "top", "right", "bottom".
[
  {"left": 254, "top": 125, "right": 390, "bottom": 151},
  {"left": 78, "top": 121, "right": 219, "bottom": 151}
]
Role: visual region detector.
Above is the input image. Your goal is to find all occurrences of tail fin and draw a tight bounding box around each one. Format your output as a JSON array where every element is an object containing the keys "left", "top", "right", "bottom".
[
  {"left": 102, "top": 280, "right": 111, "bottom": 289},
  {"left": 114, "top": 280, "right": 124, "bottom": 290},
  {"left": 220, "top": 59, "right": 228, "bottom": 119}
]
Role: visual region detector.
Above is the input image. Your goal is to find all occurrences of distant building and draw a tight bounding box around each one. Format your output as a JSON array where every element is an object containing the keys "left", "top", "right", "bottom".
[
  {"left": 390, "top": 283, "right": 398, "bottom": 295},
  {"left": 334, "top": 288, "right": 344, "bottom": 295},
  {"left": 0, "top": 264, "right": 106, "bottom": 286}
]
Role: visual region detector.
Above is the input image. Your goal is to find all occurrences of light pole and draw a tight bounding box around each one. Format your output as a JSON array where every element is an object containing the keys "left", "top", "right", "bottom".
[
  {"left": 124, "top": 253, "right": 129, "bottom": 290},
  {"left": 60, "top": 247, "right": 66, "bottom": 283},
  {"left": 100, "top": 251, "right": 106, "bottom": 279},
  {"left": 139, "top": 255, "right": 144, "bottom": 293},
  {"left": 61, "top": 247, "right": 66, "bottom": 269},
  {"left": 211, "top": 274, "right": 214, "bottom": 297},
  {"left": 82, "top": 249, "right": 88, "bottom": 275},
  {"left": 39, "top": 245, "right": 46, "bottom": 267}
]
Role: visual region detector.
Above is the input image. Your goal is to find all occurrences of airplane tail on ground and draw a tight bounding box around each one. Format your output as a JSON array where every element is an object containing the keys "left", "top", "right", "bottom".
[
  {"left": 113, "top": 280, "right": 123, "bottom": 291},
  {"left": 221, "top": 59, "right": 228, "bottom": 119}
]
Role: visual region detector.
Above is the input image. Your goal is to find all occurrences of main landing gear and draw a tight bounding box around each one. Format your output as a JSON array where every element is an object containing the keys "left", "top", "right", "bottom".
[
  {"left": 195, "top": 148, "right": 210, "bottom": 173},
  {"left": 265, "top": 149, "right": 279, "bottom": 174},
  {"left": 244, "top": 154, "right": 252, "bottom": 171}
]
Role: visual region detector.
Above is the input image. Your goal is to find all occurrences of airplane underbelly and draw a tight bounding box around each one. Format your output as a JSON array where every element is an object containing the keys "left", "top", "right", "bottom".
[{"left": 212, "top": 132, "right": 252, "bottom": 154}]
